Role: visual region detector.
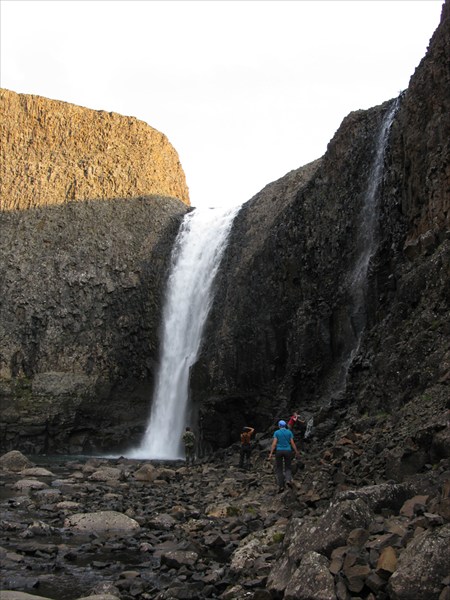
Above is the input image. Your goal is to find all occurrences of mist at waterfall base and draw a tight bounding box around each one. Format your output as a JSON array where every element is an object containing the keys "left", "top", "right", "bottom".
[{"left": 127, "top": 206, "right": 241, "bottom": 461}]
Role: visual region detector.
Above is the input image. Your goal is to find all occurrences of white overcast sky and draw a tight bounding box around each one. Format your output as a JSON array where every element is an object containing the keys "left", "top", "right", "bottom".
[{"left": 0, "top": 0, "right": 443, "bottom": 209}]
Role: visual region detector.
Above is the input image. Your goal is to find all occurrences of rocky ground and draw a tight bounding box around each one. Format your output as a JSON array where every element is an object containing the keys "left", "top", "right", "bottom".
[{"left": 1, "top": 400, "right": 449, "bottom": 600}]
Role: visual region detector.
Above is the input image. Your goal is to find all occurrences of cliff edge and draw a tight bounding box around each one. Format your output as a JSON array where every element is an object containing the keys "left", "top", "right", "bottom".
[{"left": 0, "top": 89, "right": 190, "bottom": 210}]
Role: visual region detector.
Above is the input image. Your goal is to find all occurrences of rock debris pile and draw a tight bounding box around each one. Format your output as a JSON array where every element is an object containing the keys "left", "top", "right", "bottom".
[{"left": 1, "top": 404, "right": 449, "bottom": 600}]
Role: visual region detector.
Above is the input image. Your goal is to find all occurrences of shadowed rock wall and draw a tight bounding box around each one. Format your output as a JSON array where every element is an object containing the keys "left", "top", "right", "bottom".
[
  {"left": 0, "top": 89, "right": 190, "bottom": 210},
  {"left": 192, "top": 1, "right": 449, "bottom": 450},
  {"left": 0, "top": 196, "right": 189, "bottom": 453}
]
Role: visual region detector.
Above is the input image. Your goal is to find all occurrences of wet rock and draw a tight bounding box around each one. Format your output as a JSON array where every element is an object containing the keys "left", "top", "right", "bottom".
[
  {"left": 160, "top": 550, "right": 199, "bottom": 568},
  {"left": 55, "top": 500, "right": 81, "bottom": 510},
  {"left": 76, "top": 596, "right": 121, "bottom": 600},
  {"left": 0, "top": 593, "right": 56, "bottom": 600},
  {"left": 64, "top": 510, "right": 140, "bottom": 534},
  {"left": 0, "top": 451, "right": 34, "bottom": 472},
  {"left": 13, "top": 479, "right": 48, "bottom": 492},
  {"left": 89, "top": 467, "right": 122, "bottom": 482},
  {"left": 133, "top": 463, "right": 158, "bottom": 482},
  {"left": 20, "top": 468, "right": 54, "bottom": 477}
]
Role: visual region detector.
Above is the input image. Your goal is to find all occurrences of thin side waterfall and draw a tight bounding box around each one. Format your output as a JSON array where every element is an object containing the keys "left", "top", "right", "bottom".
[
  {"left": 333, "top": 97, "right": 400, "bottom": 396},
  {"left": 349, "top": 98, "right": 399, "bottom": 333},
  {"left": 128, "top": 205, "right": 241, "bottom": 460}
]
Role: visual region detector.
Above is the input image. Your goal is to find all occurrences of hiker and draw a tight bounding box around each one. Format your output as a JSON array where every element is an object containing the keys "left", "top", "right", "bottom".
[
  {"left": 287, "top": 411, "right": 305, "bottom": 431},
  {"left": 239, "top": 426, "right": 255, "bottom": 469},
  {"left": 182, "top": 426, "right": 196, "bottom": 466},
  {"left": 268, "top": 419, "right": 300, "bottom": 492}
]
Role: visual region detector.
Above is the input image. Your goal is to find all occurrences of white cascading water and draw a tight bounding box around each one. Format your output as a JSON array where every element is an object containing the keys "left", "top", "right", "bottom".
[
  {"left": 349, "top": 99, "right": 399, "bottom": 319},
  {"left": 333, "top": 98, "right": 399, "bottom": 392},
  {"left": 128, "top": 205, "right": 241, "bottom": 460}
]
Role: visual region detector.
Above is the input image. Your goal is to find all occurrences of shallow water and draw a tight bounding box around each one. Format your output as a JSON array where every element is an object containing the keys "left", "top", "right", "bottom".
[{"left": 0, "top": 455, "right": 167, "bottom": 599}]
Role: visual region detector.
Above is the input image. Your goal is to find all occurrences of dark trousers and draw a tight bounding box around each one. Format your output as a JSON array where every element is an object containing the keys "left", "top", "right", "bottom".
[
  {"left": 275, "top": 450, "right": 293, "bottom": 487},
  {"left": 239, "top": 444, "right": 252, "bottom": 468},
  {"left": 185, "top": 446, "right": 195, "bottom": 466}
]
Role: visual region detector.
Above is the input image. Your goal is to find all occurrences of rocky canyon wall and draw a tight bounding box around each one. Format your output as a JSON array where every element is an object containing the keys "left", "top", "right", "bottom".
[
  {"left": 0, "top": 197, "right": 189, "bottom": 453},
  {"left": 192, "top": 1, "right": 449, "bottom": 450},
  {"left": 0, "top": 92, "right": 190, "bottom": 453},
  {"left": 0, "top": 4, "right": 448, "bottom": 457},
  {"left": 0, "top": 89, "right": 190, "bottom": 210}
]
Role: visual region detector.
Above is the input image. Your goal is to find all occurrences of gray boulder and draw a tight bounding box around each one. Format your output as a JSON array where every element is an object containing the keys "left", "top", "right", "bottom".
[
  {"left": 268, "top": 498, "right": 373, "bottom": 595},
  {"left": 285, "top": 551, "right": 335, "bottom": 600},
  {"left": 388, "top": 524, "right": 450, "bottom": 600},
  {"left": 64, "top": 510, "right": 140, "bottom": 534},
  {"left": 0, "top": 450, "right": 33, "bottom": 472}
]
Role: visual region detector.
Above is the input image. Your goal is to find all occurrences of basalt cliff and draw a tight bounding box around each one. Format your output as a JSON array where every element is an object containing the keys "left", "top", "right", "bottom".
[
  {"left": 193, "top": 3, "right": 449, "bottom": 453},
  {"left": 0, "top": 91, "right": 190, "bottom": 452},
  {"left": 0, "top": 89, "right": 190, "bottom": 210}
]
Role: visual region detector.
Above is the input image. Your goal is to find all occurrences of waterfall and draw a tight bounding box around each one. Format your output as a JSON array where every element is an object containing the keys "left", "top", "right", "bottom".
[
  {"left": 349, "top": 98, "right": 399, "bottom": 341},
  {"left": 304, "top": 417, "right": 314, "bottom": 440},
  {"left": 129, "top": 205, "right": 240, "bottom": 460},
  {"left": 333, "top": 98, "right": 400, "bottom": 396}
]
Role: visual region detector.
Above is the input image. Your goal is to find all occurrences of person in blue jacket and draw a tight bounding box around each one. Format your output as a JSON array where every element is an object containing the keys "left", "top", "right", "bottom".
[{"left": 268, "top": 419, "right": 300, "bottom": 492}]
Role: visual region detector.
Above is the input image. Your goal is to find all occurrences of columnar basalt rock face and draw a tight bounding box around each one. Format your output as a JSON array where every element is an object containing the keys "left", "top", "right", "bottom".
[
  {"left": 0, "top": 90, "right": 191, "bottom": 453},
  {"left": 0, "top": 196, "right": 188, "bottom": 453},
  {"left": 192, "top": 1, "right": 450, "bottom": 451},
  {"left": 390, "top": 0, "right": 450, "bottom": 248},
  {"left": 0, "top": 89, "right": 190, "bottom": 210}
]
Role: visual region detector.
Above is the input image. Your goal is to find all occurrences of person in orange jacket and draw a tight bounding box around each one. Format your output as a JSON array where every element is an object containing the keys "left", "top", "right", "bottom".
[{"left": 239, "top": 426, "right": 255, "bottom": 469}]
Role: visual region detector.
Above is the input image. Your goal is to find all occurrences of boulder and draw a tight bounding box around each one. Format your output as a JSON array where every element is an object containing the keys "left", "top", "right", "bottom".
[
  {"left": 268, "top": 498, "right": 372, "bottom": 595},
  {"left": 284, "top": 551, "right": 335, "bottom": 600},
  {"left": 64, "top": 511, "right": 140, "bottom": 534},
  {"left": 13, "top": 479, "right": 48, "bottom": 492},
  {"left": 0, "top": 451, "right": 34, "bottom": 472},
  {"left": 133, "top": 463, "right": 158, "bottom": 482},
  {"left": 160, "top": 550, "right": 199, "bottom": 568},
  {"left": 388, "top": 524, "right": 450, "bottom": 600},
  {"left": 376, "top": 545, "right": 398, "bottom": 578},
  {"left": 336, "top": 481, "right": 426, "bottom": 512},
  {"left": 20, "top": 468, "right": 54, "bottom": 477},
  {"left": 289, "top": 498, "right": 374, "bottom": 557},
  {"left": 432, "top": 428, "right": 450, "bottom": 459},
  {"left": 89, "top": 467, "right": 122, "bottom": 482}
]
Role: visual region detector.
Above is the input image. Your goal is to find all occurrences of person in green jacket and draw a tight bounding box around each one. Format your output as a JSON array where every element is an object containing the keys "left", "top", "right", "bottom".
[{"left": 182, "top": 426, "right": 196, "bottom": 466}]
